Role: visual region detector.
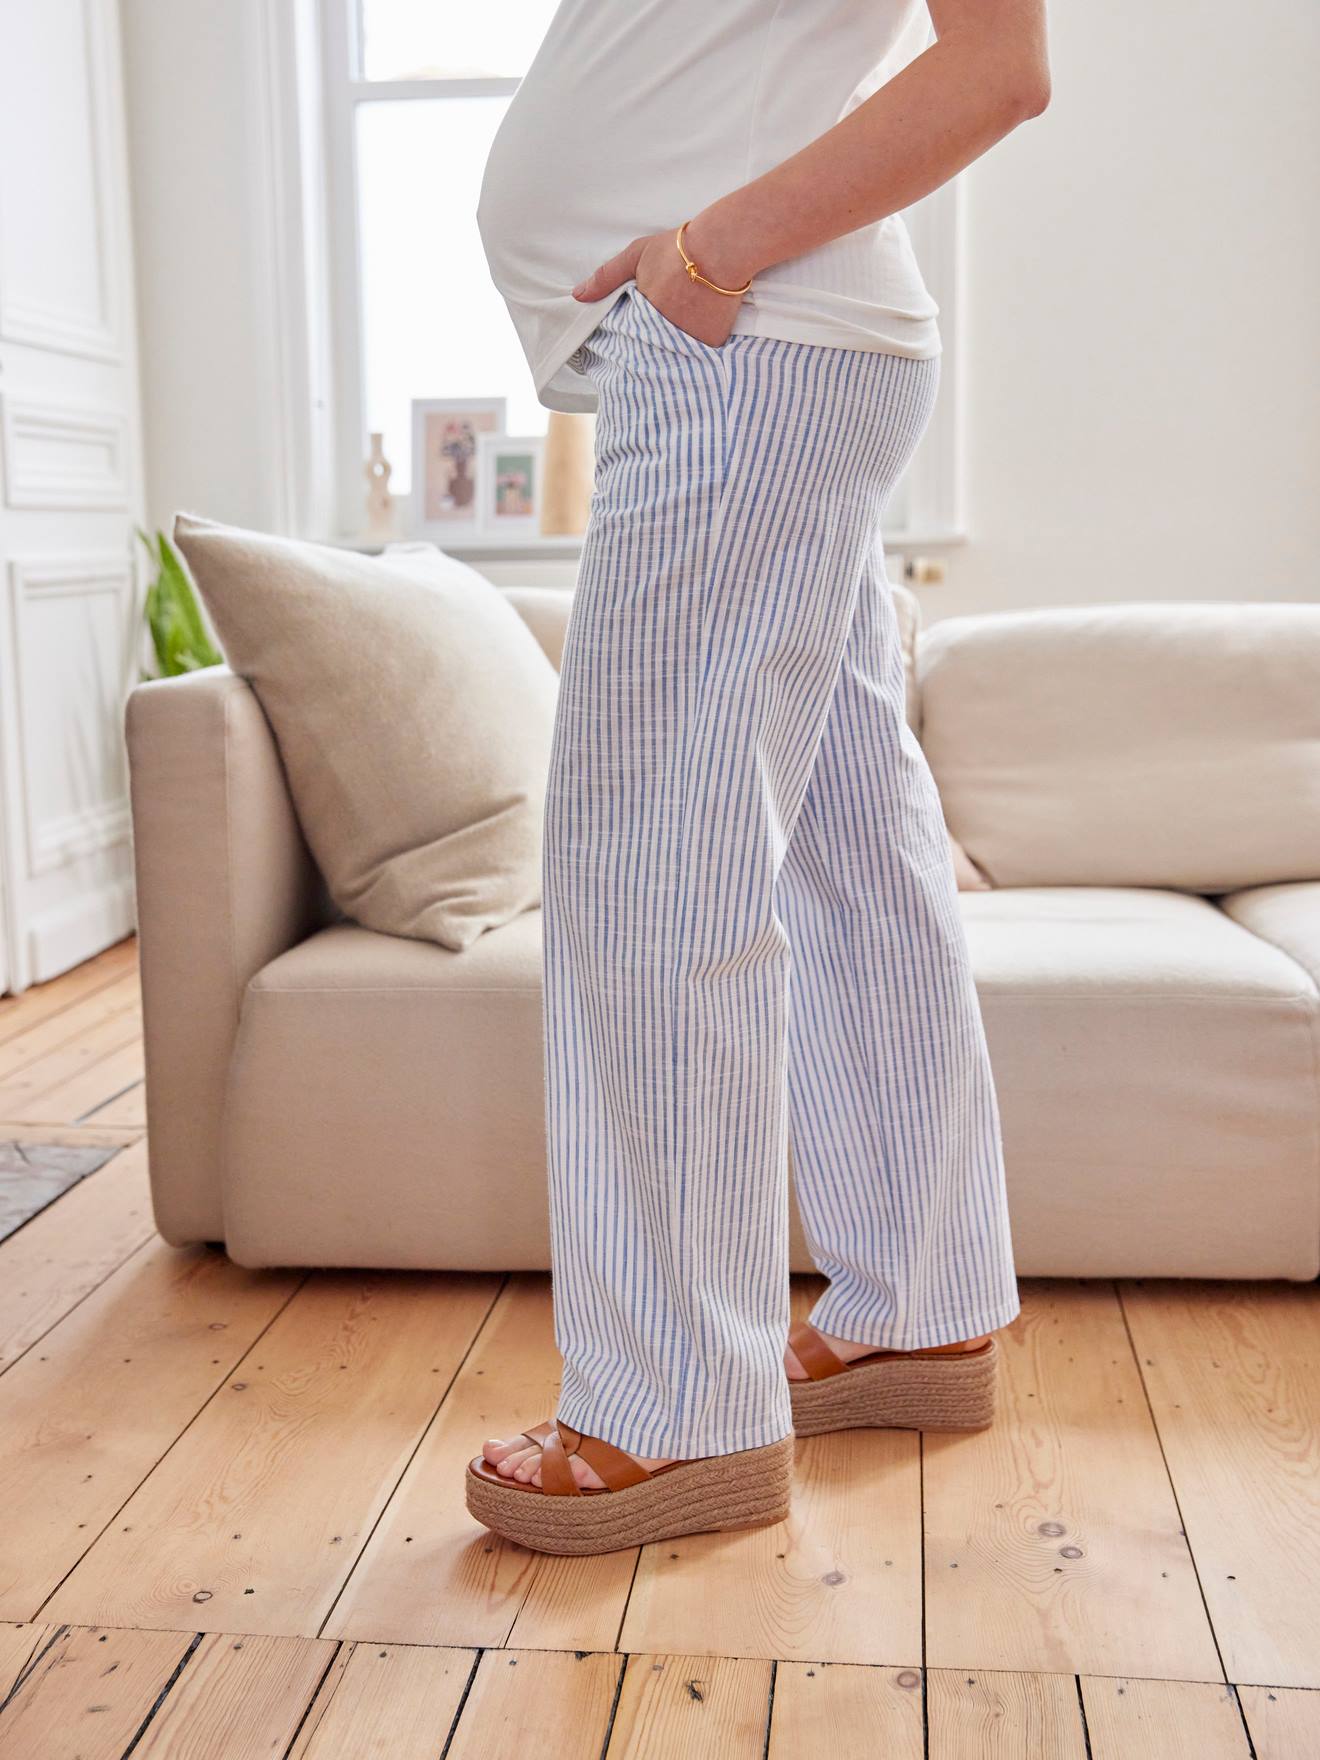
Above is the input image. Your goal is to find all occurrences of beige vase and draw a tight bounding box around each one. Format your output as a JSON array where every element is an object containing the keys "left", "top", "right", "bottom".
[{"left": 538, "top": 410, "right": 596, "bottom": 536}]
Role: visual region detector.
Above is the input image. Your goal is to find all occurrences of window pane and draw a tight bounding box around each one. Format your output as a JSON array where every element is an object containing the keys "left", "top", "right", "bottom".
[
  {"left": 359, "top": 0, "right": 558, "bottom": 81},
  {"left": 356, "top": 96, "right": 547, "bottom": 498}
]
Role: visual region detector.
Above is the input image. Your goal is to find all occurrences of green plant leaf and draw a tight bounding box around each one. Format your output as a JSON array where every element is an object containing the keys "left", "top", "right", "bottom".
[{"left": 139, "top": 526, "right": 223, "bottom": 678}]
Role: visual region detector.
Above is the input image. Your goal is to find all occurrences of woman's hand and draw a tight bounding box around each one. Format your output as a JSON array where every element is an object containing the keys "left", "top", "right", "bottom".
[
  {"left": 571, "top": 0, "right": 1047, "bottom": 348},
  {"left": 570, "top": 216, "right": 756, "bottom": 347}
]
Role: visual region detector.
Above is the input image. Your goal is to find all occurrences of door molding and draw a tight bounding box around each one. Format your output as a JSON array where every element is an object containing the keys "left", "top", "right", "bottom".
[{"left": 0, "top": 0, "right": 125, "bottom": 362}]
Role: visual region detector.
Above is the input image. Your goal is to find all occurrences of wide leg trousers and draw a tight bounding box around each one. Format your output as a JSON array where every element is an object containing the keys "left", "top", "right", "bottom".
[{"left": 542, "top": 284, "right": 1020, "bottom": 1460}]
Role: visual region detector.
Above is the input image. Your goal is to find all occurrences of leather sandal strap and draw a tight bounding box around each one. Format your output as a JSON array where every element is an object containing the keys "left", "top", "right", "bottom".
[
  {"left": 788, "top": 1318, "right": 851, "bottom": 1381},
  {"left": 537, "top": 1421, "right": 583, "bottom": 1496},
  {"left": 574, "top": 1430, "right": 652, "bottom": 1490}
]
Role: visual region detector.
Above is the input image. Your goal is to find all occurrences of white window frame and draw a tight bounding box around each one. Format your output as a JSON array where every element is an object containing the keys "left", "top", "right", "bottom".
[
  {"left": 319, "top": 0, "right": 537, "bottom": 548},
  {"left": 312, "top": 0, "right": 964, "bottom": 553}
]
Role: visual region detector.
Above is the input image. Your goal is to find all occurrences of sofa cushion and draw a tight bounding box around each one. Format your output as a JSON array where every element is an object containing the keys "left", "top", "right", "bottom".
[
  {"left": 218, "top": 887, "right": 1319, "bottom": 1279},
  {"left": 1218, "top": 881, "right": 1320, "bottom": 990},
  {"left": 220, "top": 915, "right": 846, "bottom": 1274},
  {"left": 499, "top": 584, "right": 576, "bottom": 669},
  {"left": 174, "top": 515, "right": 558, "bottom": 952},
  {"left": 949, "top": 836, "right": 992, "bottom": 891},
  {"left": 918, "top": 601, "right": 1320, "bottom": 891},
  {"left": 961, "top": 886, "right": 1319, "bottom": 1278},
  {"left": 221, "top": 914, "right": 552, "bottom": 1269}
]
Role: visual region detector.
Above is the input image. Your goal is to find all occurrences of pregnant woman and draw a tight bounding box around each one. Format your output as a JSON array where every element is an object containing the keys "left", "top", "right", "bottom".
[{"left": 468, "top": 0, "right": 1049, "bottom": 1556}]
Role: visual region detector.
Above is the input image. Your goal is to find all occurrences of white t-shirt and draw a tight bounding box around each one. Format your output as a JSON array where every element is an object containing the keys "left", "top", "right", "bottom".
[{"left": 477, "top": 0, "right": 942, "bottom": 414}]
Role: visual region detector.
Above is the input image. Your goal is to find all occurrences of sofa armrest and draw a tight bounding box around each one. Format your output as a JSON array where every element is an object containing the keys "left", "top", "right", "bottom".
[{"left": 125, "top": 665, "right": 333, "bottom": 1244}]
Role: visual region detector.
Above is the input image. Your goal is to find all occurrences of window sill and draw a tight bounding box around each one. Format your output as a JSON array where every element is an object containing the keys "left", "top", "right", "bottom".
[
  {"left": 333, "top": 533, "right": 587, "bottom": 562},
  {"left": 332, "top": 527, "right": 966, "bottom": 561}
]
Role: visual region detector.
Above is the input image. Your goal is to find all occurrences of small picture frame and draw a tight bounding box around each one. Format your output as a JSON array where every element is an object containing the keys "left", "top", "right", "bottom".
[
  {"left": 409, "top": 396, "right": 507, "bottom": 542},
  {"left": 476, "top": 432, "right": 546, "bottom": 540}
]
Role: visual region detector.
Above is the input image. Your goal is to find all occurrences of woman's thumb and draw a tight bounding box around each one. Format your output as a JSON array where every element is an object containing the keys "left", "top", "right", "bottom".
[{"left": 573, "top": 238, "right": 646, "bottom": 300}]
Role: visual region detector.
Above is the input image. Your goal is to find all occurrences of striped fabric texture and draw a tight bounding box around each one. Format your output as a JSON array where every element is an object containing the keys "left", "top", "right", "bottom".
[{"left": 543, "top": 284, "right": 1020, "bottom": 1459}]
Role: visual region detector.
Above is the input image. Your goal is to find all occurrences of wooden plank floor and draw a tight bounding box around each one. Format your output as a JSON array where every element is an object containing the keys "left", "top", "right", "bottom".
[{"left": 1, "top": 935, "right": 1317, "bottom": 1758}]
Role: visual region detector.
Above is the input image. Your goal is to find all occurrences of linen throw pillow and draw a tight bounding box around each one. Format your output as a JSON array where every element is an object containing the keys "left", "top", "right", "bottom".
[
  {"left": 948, "top": 834, "right": 993, "bottom": 891},
  {"left": 173, "top": 513, "right": 559, "bottom": 951}
]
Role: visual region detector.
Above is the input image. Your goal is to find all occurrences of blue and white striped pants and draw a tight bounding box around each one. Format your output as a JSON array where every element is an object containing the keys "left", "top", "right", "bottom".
[{"left": 542, "top": 284, "right": 1019, "bottom": 1459}]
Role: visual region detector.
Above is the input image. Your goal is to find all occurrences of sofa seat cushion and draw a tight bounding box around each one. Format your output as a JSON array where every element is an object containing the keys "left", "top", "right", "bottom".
[
  {"left": 222, "top": 915, "right": 549, "bottom": 1269},
  {"left": 918, "top": 601, "right": 1320, "bottom": 891},
  {"left": 220, "top": 890, "right": 1319, "bottom": 1280},
  {"left": 960, "top": 887, "right": 1319, "bottom": 1278},
  {"left": 221, "top": 912, "right": 812, "bottom": 1274},
  {"left": 1218, "top": 881, "right": 1320, "bottom": 991}
]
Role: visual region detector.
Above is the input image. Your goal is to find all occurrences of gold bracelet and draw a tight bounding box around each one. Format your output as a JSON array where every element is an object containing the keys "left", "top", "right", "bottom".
[{"left": 675, "top": 220, "right": 752, "bottom": 297}]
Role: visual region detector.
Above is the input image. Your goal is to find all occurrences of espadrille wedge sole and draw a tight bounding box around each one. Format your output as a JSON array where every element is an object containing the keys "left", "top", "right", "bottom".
[
  {"left": 466, "top": 1419, "right": 795, "bottom": 1557},
  {"left": 788, "top": 1323, "right": 999, "bottom": 1438}
]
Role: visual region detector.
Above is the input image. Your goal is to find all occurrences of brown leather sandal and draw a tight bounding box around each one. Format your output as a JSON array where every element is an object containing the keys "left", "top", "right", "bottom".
[
  {"left": 466, "top": 1418, "right": 794, "bottom": 1556},
  {"left": 787, "top": 1319, "right": 999, "bottom": 1436}
]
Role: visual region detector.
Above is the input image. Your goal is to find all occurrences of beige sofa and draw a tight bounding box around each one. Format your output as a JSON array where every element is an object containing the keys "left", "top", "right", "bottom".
[{"left": 125, "top": 589, "right": 1320, "bottom": 1280}]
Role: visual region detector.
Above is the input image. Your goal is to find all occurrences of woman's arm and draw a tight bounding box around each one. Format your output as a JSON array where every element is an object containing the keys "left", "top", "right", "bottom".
[{"left": 571, "top": 0, "right": 1050, "bottom": 344}]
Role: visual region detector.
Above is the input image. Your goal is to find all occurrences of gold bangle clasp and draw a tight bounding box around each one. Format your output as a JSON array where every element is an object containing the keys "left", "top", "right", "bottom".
[{"left": 675, "top": 220, "right": 752, "bottom": 297}]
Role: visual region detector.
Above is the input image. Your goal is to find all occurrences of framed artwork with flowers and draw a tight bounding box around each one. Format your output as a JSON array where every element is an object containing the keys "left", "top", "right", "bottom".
[
  {"left": 409, "top": 396, "right": 507, "bottom": 543},
  {"left": 475, "top": 432, "right": 546, "bottom": 541}
]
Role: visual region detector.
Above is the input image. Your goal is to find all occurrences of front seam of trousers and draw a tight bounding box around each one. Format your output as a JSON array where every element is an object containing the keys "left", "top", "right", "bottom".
[{"left": 542, "top": 287, "right": 1020, "bottom": 1460}]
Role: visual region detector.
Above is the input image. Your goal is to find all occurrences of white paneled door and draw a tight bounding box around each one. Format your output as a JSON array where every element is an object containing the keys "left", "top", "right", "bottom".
[{"left": 0, "top": 0, "right": 145, "bottom": 993}]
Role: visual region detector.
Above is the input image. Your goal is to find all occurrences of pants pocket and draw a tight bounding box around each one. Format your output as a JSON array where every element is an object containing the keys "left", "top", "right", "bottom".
[{"left": 626, "top": 282, "right": 725, "bottom": 354}]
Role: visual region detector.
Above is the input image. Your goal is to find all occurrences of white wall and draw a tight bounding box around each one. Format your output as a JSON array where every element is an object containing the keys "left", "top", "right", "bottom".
[
  {"left": 121, "top": 0, "right": 1320, "bottom": 615},
  {"left": 946, "top": 0, "right": 1320, "bottom": 618},
  {"left": 120, "top": 0, "right": 290, "bottom": 537}
]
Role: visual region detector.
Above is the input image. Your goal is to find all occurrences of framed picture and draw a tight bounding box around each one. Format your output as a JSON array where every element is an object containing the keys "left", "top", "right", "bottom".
[
  {"left": 476, "top": 432, "right": 546, "bottom": 540},
  {"left": 409, "top": 397, "right": 507, "bottom": 542}
]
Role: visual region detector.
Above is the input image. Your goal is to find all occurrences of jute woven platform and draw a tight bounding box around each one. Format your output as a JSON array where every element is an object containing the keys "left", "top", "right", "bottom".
[
  {"left": 465, "top": 1432, "right": 795, "bottom": 1555},
  {"left": 789, "top": 1337, "right": 999, "bottom": 1437}
]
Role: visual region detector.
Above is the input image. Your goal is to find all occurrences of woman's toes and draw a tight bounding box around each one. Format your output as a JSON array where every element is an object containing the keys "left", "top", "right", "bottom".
[
  {"left": 783, "top": 1345, "right": 807, "bottom": 1381},
  {"left": 493, "top": 1442, "right": 535, "bottom": 1476},
  {"left": 480, "top": 1429, "right": 612, "bottom": 1490},
  {"left": 513, "top": 1448, "right": 607, "bottom": 1489}
]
